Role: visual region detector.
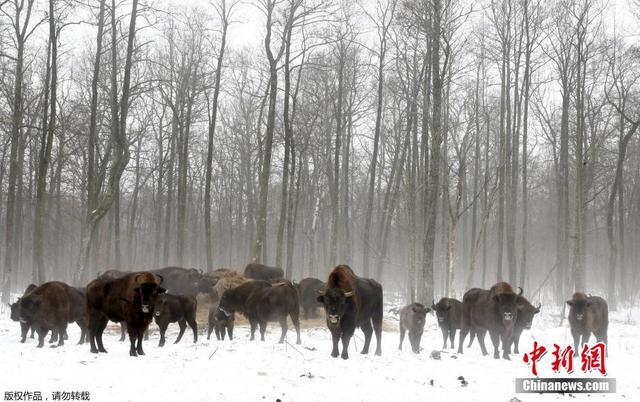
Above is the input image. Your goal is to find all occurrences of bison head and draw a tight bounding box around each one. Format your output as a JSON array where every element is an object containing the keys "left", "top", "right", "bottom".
[
  {"left": 517, "top": 297, "right": 541, "bottom": 330},
  {"left": 133, "top": 274, "right": 166, "bottom": 314},
  {"left": 154, "top": 294, "right": 170, "bottom": 318},
  {"left": 18, "top": 295, "right": 42, "bottom": 323},
  {"left": 431, "top": 298, "right": 452, "bottom": 323},
  {"left": 566, "top": 293, "right": 590, "bottom": 321},
  {"left": 316, "top": 287, "right": 353, "bottom": 327},
  {"left": 9, "top": 300, "right": 22, "bottom": 322},
  {"left": 409, "top": 304, "right": 429, "bottom": 327},
  {"left": 493, "top": 287, "right": 523, "bottom": 330},
  {"left": 217, "top": 288, "right": 239, "bottom": 318}
]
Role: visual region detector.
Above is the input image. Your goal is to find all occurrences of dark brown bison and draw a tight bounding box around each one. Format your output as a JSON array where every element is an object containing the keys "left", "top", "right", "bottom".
[
  {"left": 9, "top": 284, "right": 38, "bottom": 342},
  {"left": 398, "top": 303, "right": 429, "bottom": 353},
  {"left": 207, "top": 304, "right": 234, "bottom": 340},
  {"left": 431, "top": 297, "right": 462, "bottom": 349},
  {"left": 458, "top": 282, "right": 523, "bottom": 360},
  {"left": 17, "top": 282, "right": 76, "bottom": 348},
  {"left": 567, "top": 292, "right": 608, "bottom": 353},
  {"left": 218, "top": 280, "right": 301, "bottom": 344},
  {"left": 151, "top": 266, "right": 210, "bottom": 297},
  {"left": 86, "top": 272, "right": 166, "bottom": 356},
  {"left": 243, "top": 263, "right": 284, "bottom": 282},
  {"left": 153, "top": 294, "right": 198, "bottom": 347},
  {"left": 296, "top": 277, "right": 325, "bottom": 319},
  {"left": 317, "top": 265, "right": 383, "bottom": 359}
]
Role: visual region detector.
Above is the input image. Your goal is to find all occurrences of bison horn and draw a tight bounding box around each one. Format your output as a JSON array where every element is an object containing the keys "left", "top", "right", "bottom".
[
  {"left": 156, "top": 274, "right": 164, "bottom": 284},
  {"left": 517, "top": 287, "right": 523, "bottom": 296},
  {"left": 316, "top": 288, "right": 326, "bottom": 296},
  {"left": 344, "top": 290, "right": 354, "bottom": 297}
]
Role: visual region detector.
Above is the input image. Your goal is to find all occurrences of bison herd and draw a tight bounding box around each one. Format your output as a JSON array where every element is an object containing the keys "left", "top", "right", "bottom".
[{"left": 6, "top": 263, "right": 609, "bottom": 362}]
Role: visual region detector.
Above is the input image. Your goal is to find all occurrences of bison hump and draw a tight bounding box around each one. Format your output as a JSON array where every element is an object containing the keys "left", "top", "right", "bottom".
[
  {"left": 489, "top": 281, "right": 514, "bottom": 296},
  {"left": 326, "top": 265, "right": 357, "bottom": 293}
]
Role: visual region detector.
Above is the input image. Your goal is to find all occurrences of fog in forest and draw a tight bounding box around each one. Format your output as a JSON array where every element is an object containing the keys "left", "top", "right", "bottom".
[{"left": 1, "top": 0, "right": 639, "bottom": 309}]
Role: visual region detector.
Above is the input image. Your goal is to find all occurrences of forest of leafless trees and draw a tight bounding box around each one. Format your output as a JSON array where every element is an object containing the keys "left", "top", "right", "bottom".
[{"left": 1, "top": 0, "right": 639, "bottom": 308}]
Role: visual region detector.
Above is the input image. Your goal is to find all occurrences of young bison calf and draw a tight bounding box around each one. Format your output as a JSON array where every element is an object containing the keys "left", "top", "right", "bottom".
[
  {"left": 567, "top": 292, "right": 608, "bottom": 354},
  {"left": 154, "top": 294, "right": 198, "bottom": 347},
  {"left": 431, "top": 297, "right": 462, "bottom": 349},
  {"left": 207, "top": 304, "right": 234, "bottom": 341},
  {"left": 398, "top": 303, "right": 429, "bottom": 353}
]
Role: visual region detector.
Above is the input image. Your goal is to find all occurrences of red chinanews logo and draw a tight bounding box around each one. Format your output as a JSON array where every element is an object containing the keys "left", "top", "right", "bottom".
[{"left": 522, "top": 342, "right": 607, "bottom": 376}]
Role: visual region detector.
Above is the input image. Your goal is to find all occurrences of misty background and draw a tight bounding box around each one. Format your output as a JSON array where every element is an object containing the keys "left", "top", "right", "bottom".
[{"left": 0, "top": 0, "right": 639, "bottom": 309}]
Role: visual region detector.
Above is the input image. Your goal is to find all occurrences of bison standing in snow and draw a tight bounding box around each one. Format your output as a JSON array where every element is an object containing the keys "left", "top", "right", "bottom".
[
  {"left": 317, "top": 265, "right": 383, "bottom": 359},
  {"left": 207, "top": 303, "right": 234, "bottom": 340},
  {"left": 17, "top": 282, "right": 78, "bottom": 348},
  {"left": 431, "top": 297, "right": 462, "bottom": 349},
  {"left": 86, "top": 272, "right": 165, "bottom": 356},
  {"left": 9, "top": 283, "right": 38, "bottom": 342},
  {"left": 567, "top": 292, "right": 608, "bottom": 353},
  {"left": 458, "top": 282, "right": 523, "bottom": 360},
  {"left": 153, "top": 294, "right": 198, "bottom": 347},
  {"left": 398, "top": 303, "right": 429, "bottom": 353}
]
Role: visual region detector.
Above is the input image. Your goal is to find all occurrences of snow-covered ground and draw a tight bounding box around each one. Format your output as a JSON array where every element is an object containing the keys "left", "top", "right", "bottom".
[{"left": 0, "top": 301, "right": 638, "bottom": 402}]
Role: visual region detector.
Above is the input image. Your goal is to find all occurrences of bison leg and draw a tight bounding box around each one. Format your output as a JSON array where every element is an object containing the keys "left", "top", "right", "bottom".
[
  {"left": 489, "top": 331, "right": 500, "bottom": 359},
  {"left": 54, "top": 323, "right": 67, "bottom": 347},
  {"left": 95, "top": 318, "right": 108, "bottom": 353},
  {"left": 214, "top": 326, "right": 222, "bottom": 340},
  {"left": 136, "top": 328, "right": 145, "bottom": 356},
  {"left": 408, "top": 331, "right": 421, "bottom": 354},
  {"left": 77, "top": 319, "right": 87, "bottom": 345},
  {"left": 36, "top": 327, "right": 47, "bottom": 348},
  {"left": 290, "top": 308, "right": 301, "bottom": 345},
  {"left": 207, "top": 313, "right": 214, "bottom": 340},
  {"left": 119, "top": 322, "right": 126, "bottom": 342},
  {"left": 30, "top": 325, "right": 35, "bottom": 339},
  {"left": 128, "top": 327, "right": 138, "bottom": 357},
  {"left": 330, "top": 329, "right": 340, "bottom": 358},
  {"left": 449, "top": 328, "right": 456, "bottom": 349},
  {"left": 360, "top": 321, "right": 373, "bottom": 354},
  {"left": 440, "top": 327, "right": 448, "bottom": 349},
  {"left": 570, "top": 327, "right": 580, "bottom": 355},
  {"left": 399, "top": 326, "right": 406, "bottom": 350},
  {"left": 259, "top": 320, "right": 267, "bottom": 342},
  {"left": 249, "top": 319, "right": 257, "bottom": 341},
  {"left": 500, "top": 334, "right": 512, "bottom": 360},
  {"left": 227, "top": 324, "right": 233, "bottom": 340},
  {"left": 158, "top": 322, "right": 168, "bottom": 347},
  {"left": 477, "top": 330, "right": 488, "bottom": 356},
  {"left": 49, "top": 330, "right": 58, "bottom": 344},
  {"left": 372, "top": 305, "right": 383, "bottom": 356},
  {"left": 340, "top": 328, "right": 355, "bottom": 360},
  {"left": 88, "top": 315, "right": 99, "bottom": 353},
  {"left": 20, "top": 322, "right": 29, "bottom": 343},
  {"left": 187, "top": 317, "right": 198, "bottom": 343},
  {"left": 457, "top": 325, "right": 469, "bottom": 354},
  {"left": 278, "top": 317, "right": 288, "bottom": 344},
  {"left": 175, "top": 320, "right": 187, "bottom": 344},
  {"left": 512, "top": 330, "right": 522, "bottom": 354},
  {"left": 467, "top": 330, "right": 475, "bottom": 348}
]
